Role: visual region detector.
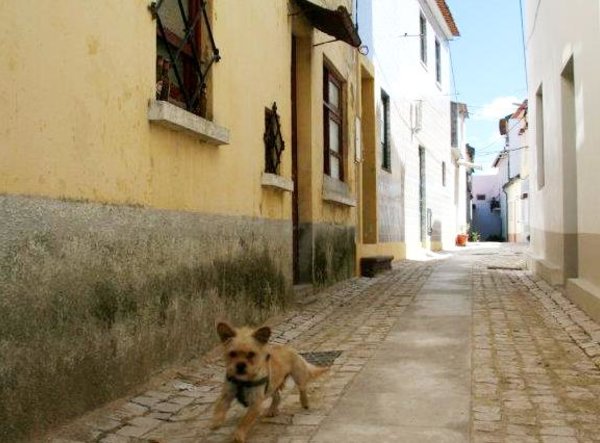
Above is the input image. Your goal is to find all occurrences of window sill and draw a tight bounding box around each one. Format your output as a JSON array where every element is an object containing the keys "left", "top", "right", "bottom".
[
  {"left": 261, "top": 173, "right": 294, "bottom": 193},
  {"left": 147, "top": 100, "right": 230, "bottom": 146},
  {"left": 322, "top": 175, "right": 356, "bottom": 207}
]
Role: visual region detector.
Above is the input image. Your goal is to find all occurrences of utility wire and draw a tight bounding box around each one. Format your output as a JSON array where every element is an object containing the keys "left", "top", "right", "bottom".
[
  {"left": 518, "top": 0, "right": 529, "bottom": 90},
  {"left": 474, "top": 116, "right": 526, "bottom": 156},
  {"left": 526, "top": 0, "right": 542, "bottom": 48},
  {"left": 449, "top": 42, "right": 459, "bottom": 102}
]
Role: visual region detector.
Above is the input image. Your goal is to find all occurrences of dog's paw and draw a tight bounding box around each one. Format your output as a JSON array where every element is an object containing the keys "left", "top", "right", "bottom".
[
  {"left": 265, "top": 408, "right": 279, "bottom": 417},
  {"left": 209, "top": 420, "right": 223, "bottom": 430},
  {"left": 233, "top": 430, "right": 246, "bottom": 443}
]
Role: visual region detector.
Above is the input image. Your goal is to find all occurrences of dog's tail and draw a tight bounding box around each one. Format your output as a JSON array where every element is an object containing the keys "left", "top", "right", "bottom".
[{"left": 307, "top": 362, "right": 329, "bottom": 380}]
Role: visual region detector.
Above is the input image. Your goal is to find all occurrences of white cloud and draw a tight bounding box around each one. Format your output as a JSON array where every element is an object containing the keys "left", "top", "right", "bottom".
[{"left": 472, "top": 96, "right": 521, "bottom": 121}]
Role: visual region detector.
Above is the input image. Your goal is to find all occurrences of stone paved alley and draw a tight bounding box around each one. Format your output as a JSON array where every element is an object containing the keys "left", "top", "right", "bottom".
[{"left": 48, "top": 245, "right": 600, "bottom": 443}]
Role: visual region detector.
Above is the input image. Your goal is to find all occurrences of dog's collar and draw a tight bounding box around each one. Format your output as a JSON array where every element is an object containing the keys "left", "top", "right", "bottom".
[{"left": 227, "top": 375, "right": 269, "bottom": 407}]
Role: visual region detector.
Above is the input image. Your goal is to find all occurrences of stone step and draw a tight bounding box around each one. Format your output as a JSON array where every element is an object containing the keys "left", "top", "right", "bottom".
[{"left": 293, "top": 284, "right": 317, "bottom": 305}]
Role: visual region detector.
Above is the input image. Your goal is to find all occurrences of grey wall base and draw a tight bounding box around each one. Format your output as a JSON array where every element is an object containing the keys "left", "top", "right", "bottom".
[
  {"left": 0, "top": 194, "right": 292, "bottom": 441},
  {"left": 297, "top": 222, "right": 356, "bottom": 286}
]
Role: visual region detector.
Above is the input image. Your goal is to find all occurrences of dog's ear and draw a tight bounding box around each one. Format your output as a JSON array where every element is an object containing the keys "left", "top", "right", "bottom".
[
  {"left": 252, "top": 326, "right": 271, "bottom": 345},
  {"left": 217, "top": 322, "right": 236, "bottom": 343}
]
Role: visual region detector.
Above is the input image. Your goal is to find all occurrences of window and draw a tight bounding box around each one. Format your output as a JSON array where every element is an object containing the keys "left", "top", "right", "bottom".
[
  {"left": 536, "top": 85, "right": 545, "bottom": 189},
  {"left": 323, "top": 65, "right": 344, "bottom": 180},
  {"left": 442, "top": 162, "right": 446, "bottom": 186},
  {"left": 264, "top": 103, "right": 285, "bottom": 174},
  {"left": 381, "top": 89, "right": 391, "bottom": 171},
  {"left": 151, "top": 0, "right": 220, "bottom": 118},
  {"left": 420, "top": 13, "right": 427, "bottom": 64},
  {"left": 435, "top": 39, "right": 441, "bottom": 84},
  {"left": 450, "top": 102, "right": 458, "bottom": 147},
  {"left": 477, "top": 194, "right": 486, "bottom": 201}
]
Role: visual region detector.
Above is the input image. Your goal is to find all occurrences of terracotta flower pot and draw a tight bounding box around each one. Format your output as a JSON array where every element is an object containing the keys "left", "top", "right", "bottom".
[{"left": 456, "top": 234, "right": 468, "bottom": 246}]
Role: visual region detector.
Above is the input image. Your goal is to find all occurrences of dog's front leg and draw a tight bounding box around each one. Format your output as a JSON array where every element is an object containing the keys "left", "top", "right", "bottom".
[
  {"left": 210, "top": 386, "right": 234, "bottom": 430},
  {"left": 233, "top": 401, "right": 263, "bottom": 443},
  {"left": 265, "top": 390, "right": 281, "bottom": 417}
]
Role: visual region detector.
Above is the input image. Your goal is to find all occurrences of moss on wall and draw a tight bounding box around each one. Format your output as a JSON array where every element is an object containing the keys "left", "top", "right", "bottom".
[
  {"left": 314, "top": 225, "right": 356, "bottom": 286},
  {"left": 0, "top": 197, "right": 292, "bottom": 441}
]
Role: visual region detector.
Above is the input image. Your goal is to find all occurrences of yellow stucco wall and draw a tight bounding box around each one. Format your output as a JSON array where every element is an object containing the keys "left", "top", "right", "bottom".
[
  {"left": 292, "top": 20, "right": 360, "bottom": 230},
  {"left": 0, "top": 0, "right": 296, "bottom": 221},
  {"left": 0, "top": 0, "right": 362, "bottom": 228}
]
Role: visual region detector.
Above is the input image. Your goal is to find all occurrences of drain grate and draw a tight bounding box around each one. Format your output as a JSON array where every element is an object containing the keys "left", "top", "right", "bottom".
[
  {"left": 487, "top": 265, "right": 525, "bottom": 270},
  {"left": 300, "top": 350, "right": 343, "bottom": 367}
]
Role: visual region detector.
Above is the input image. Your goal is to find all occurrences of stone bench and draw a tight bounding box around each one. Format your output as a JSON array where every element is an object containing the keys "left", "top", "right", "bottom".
[{"left": 360, "top": 255, "right": 394, "bottom": 278}]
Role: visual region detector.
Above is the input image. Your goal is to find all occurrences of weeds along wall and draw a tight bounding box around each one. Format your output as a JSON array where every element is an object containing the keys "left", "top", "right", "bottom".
[{"left": 0, "top": 195, "right": 293, "bottom": 440}]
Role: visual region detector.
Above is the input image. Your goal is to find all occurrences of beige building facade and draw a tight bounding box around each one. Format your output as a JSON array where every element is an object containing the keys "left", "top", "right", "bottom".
[
  {"left": 526, "top": 0, "right": 600, "bottom": 321},
  {"left": 0, "top": 0, "right": 366, "bottom": 438}
]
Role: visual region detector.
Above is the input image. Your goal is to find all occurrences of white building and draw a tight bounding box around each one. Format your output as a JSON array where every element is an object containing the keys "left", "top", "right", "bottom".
[
  {"left": 358, "top": 0, "right": 468, "bottom": 256},
  {"left": 471, "top": 173, "right": 502, "bottom": 241},
  {"left": 526, "top": 0, "right": 600, "bottom": 321},
  {"left": 494, "top": 100, "right": 529, "bottom": 242}
]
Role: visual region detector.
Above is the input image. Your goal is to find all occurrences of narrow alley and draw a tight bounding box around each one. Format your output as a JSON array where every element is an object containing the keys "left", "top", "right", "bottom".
[{"left": 48, "top": 245, "right": 600, "bottom": 443}]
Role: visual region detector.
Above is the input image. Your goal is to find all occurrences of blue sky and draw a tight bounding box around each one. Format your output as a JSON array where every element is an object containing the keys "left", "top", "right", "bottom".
[{"left": 446, "top": 0, "right": 528, "bottom": 171}]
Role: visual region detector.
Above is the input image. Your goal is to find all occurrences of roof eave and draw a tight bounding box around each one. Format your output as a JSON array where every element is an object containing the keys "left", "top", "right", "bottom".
[{"left": 426, "top": 0, "right": 460, "bottom": 39}]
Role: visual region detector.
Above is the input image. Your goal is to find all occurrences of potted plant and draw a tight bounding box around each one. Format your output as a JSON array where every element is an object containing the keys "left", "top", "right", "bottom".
[
  {"left": 456, "top": 226, "right": 468, "bottom": 246},
  {"left": 469, "top": 228, "right": 481, "bottom": 243}
]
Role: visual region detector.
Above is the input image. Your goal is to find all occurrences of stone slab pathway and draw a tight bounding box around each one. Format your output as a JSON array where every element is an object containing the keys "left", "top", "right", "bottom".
[{"left": 46, "top": 245, "right": 600, "bottom": 443}]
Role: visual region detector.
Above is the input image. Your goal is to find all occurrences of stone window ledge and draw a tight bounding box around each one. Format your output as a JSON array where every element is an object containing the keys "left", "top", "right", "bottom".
[
  {"left": 322, "top": 175, "right": 356, "bottom": 207},
  {"left": 261, "top": 173, "right": 294, "bottom": 192},
  {"left": 148, "top": 100, "right": 230, "bottom": 146}
]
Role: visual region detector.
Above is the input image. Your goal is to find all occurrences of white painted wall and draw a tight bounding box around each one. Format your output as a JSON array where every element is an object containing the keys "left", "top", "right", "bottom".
[
  {"left": 526, "top": 0, "right": 600, "bottom": 280},
  {"left": 360, "top": 0, "right": 462, "bottom": 255}
]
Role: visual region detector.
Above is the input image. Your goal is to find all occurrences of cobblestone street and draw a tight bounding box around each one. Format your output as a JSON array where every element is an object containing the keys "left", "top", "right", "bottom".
[{"left": 49, "top": 245, "right": 600, "bottom": 443}]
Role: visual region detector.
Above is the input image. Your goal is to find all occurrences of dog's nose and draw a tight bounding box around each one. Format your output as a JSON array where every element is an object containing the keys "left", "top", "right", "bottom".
[{"left": 236, "top": 362, "right": 247, "bottom": 374}]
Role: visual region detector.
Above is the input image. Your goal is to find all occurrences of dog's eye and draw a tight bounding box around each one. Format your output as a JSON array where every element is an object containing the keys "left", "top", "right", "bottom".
[
  {"left": 229, "top": 351, "right": 238, "bottom": 358},
  {"left": 247, "top": 352, "right": 255, "bottom": 359}
]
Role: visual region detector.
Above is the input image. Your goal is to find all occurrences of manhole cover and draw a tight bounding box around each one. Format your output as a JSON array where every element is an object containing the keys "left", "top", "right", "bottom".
[{"left": 300, "top": 350, "right": 343, "bottom": 366}]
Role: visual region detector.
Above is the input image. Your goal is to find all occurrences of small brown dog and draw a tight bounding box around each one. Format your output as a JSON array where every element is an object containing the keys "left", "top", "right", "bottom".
[{"left": 210, "top": 322, "right": 328, "bottom": 443}]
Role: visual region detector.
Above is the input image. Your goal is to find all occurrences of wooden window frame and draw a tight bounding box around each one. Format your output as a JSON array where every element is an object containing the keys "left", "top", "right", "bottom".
[
  {"left": 323, "top": 64, "right": 345, "bottom": 181},
  {"left": 155, "top": 0, "right": 208, "bottom": 116}
]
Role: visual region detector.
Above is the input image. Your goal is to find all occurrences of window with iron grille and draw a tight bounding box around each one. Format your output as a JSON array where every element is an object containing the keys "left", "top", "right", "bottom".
[
  {"left": 150, "top": 0, "right": 220, "bottom": 119},
  {"left": 420, "top": 13, "right": 427, "bottom": 65},
  {"left": 264, "top": 103, "right": 285, "bottom": 175},
  {"left": 381, "top": 89, "right": 391, "bottom": 172},
  {"left": 323, "top": 65, "right": 344, "bottom": 181}
]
